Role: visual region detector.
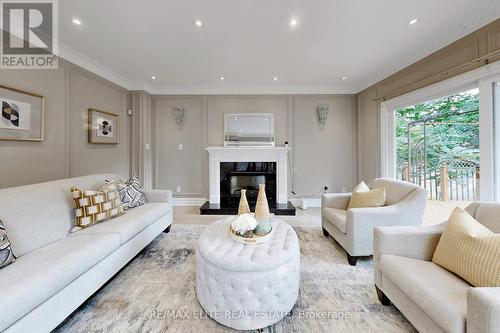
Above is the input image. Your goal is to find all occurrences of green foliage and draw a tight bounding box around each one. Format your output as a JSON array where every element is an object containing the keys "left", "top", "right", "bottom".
[{"left": 396, "top": 89, "right": 479, "bottom": 173}]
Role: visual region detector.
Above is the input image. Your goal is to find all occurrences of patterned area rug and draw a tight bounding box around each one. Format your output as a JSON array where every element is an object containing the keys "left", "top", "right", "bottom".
[{"left": 55, "top": 224, "right": 416, "bottom": 333}]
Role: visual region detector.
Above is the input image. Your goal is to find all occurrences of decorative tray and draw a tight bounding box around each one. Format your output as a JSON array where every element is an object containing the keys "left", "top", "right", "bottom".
[{"left": 228, "top": 227, "right": 274, "bottom": 245}]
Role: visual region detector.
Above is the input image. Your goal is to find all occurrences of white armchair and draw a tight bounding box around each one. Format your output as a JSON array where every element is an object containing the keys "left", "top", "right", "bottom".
[
  {"left": 321, "top": 178, "right": 427, "bottom": 265},
  {"left": 374, "top": 202, "right": 500, "bottom": 333}
]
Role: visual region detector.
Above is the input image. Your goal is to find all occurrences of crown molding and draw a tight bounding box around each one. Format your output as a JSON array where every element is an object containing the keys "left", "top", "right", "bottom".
[
  {"left": 57, "top": 41, "right": 357, "bottom": 95},
  {"left": 58, "top": 42, "right": 135, "bottom": 90},
  {"left": 141, "top": 84, "right": 358, "bottom": 95}
]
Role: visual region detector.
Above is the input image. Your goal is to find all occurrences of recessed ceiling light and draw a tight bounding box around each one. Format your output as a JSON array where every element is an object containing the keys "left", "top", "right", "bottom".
[
  {"left": 341, "top": 76, "right": 347, "bottom": 80},
  {"left": 273, "top": 77, "right": 278, "bottom": 81},
  {"left": 409, "top": 18, "right": 419, "bottom": 25},
  {"left": 72, "top": 18, "right": 82, "bottom": 25},
  {"left": 151, "top": 76, "right": 157, "bottom": 80},
  {"left": 219, "top": 76, "right": 225, "bottom": 81},
  {"left": 289, "top": 18, "right": 298, "bottom": 27},
  {"left": 194, "top": 20, "right": 203, "bottom": 27}
]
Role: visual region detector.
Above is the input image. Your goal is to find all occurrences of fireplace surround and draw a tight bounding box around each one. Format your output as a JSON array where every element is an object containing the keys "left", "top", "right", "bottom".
[{"left": 201, "top": 147, "right": 295, "bottom": 215}]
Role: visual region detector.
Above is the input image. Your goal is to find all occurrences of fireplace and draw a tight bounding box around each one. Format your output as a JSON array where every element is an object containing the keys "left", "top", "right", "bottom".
[
  {"left": 201, "top": 147, "right": 295, "bottom": 215},
  {"left": 220, "top": 162, "right": 276, "bottom": 205}
]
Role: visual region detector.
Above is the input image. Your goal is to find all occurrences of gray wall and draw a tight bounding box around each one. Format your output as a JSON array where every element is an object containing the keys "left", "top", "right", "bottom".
[
  {"left": 0, "top": 60, "right": 130, "bottom": 188},
  {"left": 153, "top": 95, "right": 358, "bottom": 198}
]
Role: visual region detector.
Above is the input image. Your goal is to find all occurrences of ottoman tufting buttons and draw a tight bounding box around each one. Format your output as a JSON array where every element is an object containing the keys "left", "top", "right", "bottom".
[{"left": 196, "top": 217, "right": 300, "bottom": 331}]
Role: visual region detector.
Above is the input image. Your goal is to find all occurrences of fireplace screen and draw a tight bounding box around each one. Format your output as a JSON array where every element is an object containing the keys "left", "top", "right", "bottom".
[{"left": 230, "top": 175, "right": 266, "bottom": 195}]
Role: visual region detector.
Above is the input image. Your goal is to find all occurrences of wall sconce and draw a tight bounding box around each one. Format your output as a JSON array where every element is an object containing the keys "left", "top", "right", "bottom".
[
  {"left": 173, "top": 106, "right": 185, "bottom": 130},
  {"left": 317, "top": 105, "right": 329, "bottom": 125}
]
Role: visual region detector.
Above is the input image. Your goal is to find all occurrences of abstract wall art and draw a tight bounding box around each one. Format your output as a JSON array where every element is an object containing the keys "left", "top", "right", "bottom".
[
  {"left": 88, "top": 109, "right": 119, "bottom": 144},
  {"left": 0, "top": 85, "right": 45, "bottom": 141}
]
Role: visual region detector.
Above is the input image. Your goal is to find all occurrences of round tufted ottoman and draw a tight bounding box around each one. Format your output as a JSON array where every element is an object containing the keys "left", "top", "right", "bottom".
[{"left": 196, "top": 217, "right": 300, "bottom": 330}]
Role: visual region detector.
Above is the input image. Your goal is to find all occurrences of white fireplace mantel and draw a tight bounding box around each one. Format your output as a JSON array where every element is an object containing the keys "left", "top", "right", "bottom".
[{"left": 205, "top": 146, "right": 289, "bottom": 204}]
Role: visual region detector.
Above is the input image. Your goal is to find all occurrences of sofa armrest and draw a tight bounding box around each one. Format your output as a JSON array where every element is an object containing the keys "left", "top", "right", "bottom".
[
  {"left": 321, "top": 193, "right": 351, "bottom": 210},
  {"left": 373, "top": 223, "right": 445, "bottom": 286},
  {"left": 467, "top": 288, "right": 500, "bottom": 333},
  {"left": 144, "top": 189, "right": 173, "bottom": 204}
]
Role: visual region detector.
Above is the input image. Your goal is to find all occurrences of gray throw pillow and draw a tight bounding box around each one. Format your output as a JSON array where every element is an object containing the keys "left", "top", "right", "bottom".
[
  {"left": 107, "top": 175, "right": 146, "bottom": 210},
  {"left": 0, "top": 220, "right": 15, "bottom": 269}
]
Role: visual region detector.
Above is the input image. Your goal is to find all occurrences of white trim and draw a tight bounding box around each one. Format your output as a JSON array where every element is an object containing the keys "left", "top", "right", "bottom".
[
  {"left": 58, "top": 42, "right": 135, "bottom": 90},
  {"left": 172, "top": 197, "right": 208, "bottom": 207},
  {"left": 138, "top": 84, "right": 357, "bottom": 95},
  {"left": 290, "top": 198, "right": 321, "bottom": 208},
  {"left": 479, "top": 79, "right": 495, "bottom": 201}
]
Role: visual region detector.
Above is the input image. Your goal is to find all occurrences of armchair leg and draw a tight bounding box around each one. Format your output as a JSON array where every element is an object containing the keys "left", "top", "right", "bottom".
[
  {"left": 322, "top": 227, "right": 329, "bottom": 237},
  {"left": 375, "top": 286, "right": 391, "bottom": 306},
  {"left": 163, "top": 225, "right": 171, "bottom": 233},
  {"left": 346, "top": 253, "right": 358, "bottom": 266}
]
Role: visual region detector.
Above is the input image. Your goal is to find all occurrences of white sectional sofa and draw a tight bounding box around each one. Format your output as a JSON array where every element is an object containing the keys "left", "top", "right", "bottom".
[{"left": 0, "top": 174, "right": 172, "bottom": 333}]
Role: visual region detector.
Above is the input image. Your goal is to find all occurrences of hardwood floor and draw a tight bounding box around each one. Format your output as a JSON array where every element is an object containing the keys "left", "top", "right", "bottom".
[{"left": 173, "top": 200, "right": 471, "bottom": 226}]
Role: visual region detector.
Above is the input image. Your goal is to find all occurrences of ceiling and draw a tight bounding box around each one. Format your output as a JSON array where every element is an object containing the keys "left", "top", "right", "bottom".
[{"left": 58, "top": 0, "right": 500, "bottom": 94}]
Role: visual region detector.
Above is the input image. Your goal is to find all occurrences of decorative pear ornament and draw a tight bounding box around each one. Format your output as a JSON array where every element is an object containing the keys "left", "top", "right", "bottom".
[
  {"left": 254, "top": 184, "right": 272, "bottom": 235},
  {"left": 238, "top": 189, "right": 251, "bottom": 215}
]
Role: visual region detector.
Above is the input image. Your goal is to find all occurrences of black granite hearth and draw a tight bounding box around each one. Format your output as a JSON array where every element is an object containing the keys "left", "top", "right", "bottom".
[{"left": 200, "top": 201, "right": 296, "bottom": 216}]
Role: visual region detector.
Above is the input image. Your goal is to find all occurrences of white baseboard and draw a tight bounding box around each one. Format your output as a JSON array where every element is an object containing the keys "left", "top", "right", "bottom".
[
  {"left": 173, "top": 197, "right": 207, "bottom": 207},
  {"left": 290, "top": 198, "right": 321, "bottom": 209}
]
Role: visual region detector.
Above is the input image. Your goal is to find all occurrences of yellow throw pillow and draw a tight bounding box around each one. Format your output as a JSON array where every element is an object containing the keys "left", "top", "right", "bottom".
[
  {"left": 352, "top": 181, "right": 370, "bottom": 193},
  {"left": 70, "top": 182, "right": 125, "bottom": 228},
  {"left": 432, "top": 207, "right": 500, "bottom": 287},
  {"left": 348, "top": 181, "right": 386, "bottom": 209}
]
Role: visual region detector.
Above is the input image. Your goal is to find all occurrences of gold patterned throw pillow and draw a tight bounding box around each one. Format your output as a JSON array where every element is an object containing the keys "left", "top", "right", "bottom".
[
  {"left": 432, "top": 207, "right": 500, "bottom": 287},
  {"left": 70, "top": 183, "right": 125, "bottom": 228}
]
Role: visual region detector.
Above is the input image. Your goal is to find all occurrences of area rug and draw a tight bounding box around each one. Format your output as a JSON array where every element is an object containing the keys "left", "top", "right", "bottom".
[{"left": 55, "top": 224, "right": 416, "bottom": 333}]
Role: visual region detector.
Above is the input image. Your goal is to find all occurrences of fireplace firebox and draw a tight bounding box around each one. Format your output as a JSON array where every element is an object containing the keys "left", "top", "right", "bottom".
[{"left": 220, "top": 162, "right": 276, "bottom": 205}]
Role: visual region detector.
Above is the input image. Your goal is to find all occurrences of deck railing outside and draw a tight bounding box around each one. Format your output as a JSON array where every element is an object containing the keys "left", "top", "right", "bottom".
[{"left": 401, "top": 162, "right": 479, "bottom": 201}]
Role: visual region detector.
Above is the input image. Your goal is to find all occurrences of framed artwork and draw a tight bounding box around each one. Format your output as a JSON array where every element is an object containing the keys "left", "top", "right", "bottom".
[
  {"left": 88, "top": 109, "right": 119, "bottom": 144},
  {"left": 0, "top": 85, "right": 45, "bottom": 141}
]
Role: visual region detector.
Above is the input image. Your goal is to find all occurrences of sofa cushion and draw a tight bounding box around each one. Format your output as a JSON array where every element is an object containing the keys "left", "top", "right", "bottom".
[
  {"left": 352, "top": 181, "right": 370, "bottom": 192},
  {"left": 432, "top": 207, "right": 500, "bottom": 287},
  {"left": 0, "top": 233, "right": 121, "bottom": 332},
  {"left": 108, "top": 175, "right": 147, "bottom": 210},
  {"left": 0, "top": 220, "right": 15, "bottom": 269},
  {"left": 348, "top": 187, "right": 386, "bottom": 209},
  {"left": 70, "top": 183, "right": 125, "bottom": 228},
  {"left": 323, "top": 207, "right": 347, "bottom": 234},
  {"left": 70, "top": 203, "right": 169, "bottom": 244},
  {"left": 381, "top": 254, "right": 469, "bottom": 333},
  {"left": 0, "top": 174, "right": 123, "bottom": 256}
]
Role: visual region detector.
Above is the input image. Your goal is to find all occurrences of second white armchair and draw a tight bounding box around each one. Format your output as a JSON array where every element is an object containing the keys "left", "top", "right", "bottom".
[{"left": 321, "top": 178, "right": 427, "bottom": 265}]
